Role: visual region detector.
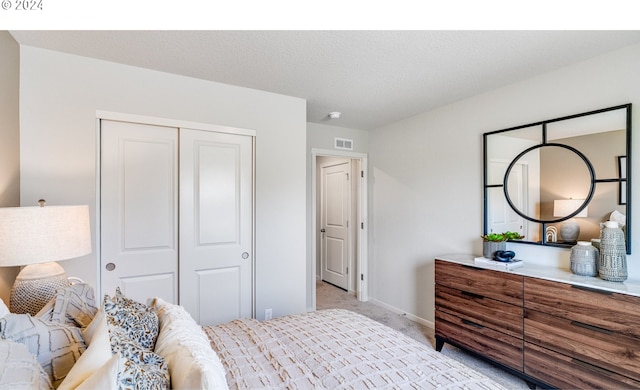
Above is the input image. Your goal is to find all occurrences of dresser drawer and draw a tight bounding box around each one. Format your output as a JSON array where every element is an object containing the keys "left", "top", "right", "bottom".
[
  {"left": 435, "top": 260, "right": 523, "bottom": 306},
  {"left": 525, "top": 277, "right": 640, "bottom": 340},
  {"left": 525, "top": 341, "right": 640, "bottom": 389},
  {"left": 525, "top": 309, "right": 640, "bottom": 381},
  {"left": 436, "top": 310, "right": 523, "bottom": 371},
  {"left": 436, "top": 284, "right": 522, "bottom": 338}
]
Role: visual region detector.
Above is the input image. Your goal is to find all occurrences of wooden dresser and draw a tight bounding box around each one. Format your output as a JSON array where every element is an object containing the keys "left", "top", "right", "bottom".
[{"left": 435, "top": 255, "right": 640, "bottom": 389}]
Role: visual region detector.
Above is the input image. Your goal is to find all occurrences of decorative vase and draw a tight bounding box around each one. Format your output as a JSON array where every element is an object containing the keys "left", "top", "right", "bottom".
[
  {"left": 570, "top": 241, "right": 598, "bottom": 276},
  {"left": 559, "top": 219, "right": 580, "bottom": 243},
  {"left": 483, "top": 241, "right": 506, "bottom": 259},
  {"left": 599, "top": 221, "right": 627, "bottom": 282}
]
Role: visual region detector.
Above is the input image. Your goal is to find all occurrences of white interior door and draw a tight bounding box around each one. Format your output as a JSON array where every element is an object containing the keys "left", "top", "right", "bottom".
[
  {"left": 179, "top": 128, "right": 253, "bottom": 326},
  {"left": 488, "top": 160, "right": 527, "bottom": 236},
  {"left": 100, "top": 120, "right": 178, "bottom": 304},
  {"left": 320, "top": 160, "right": 350, "bottom": 290}
]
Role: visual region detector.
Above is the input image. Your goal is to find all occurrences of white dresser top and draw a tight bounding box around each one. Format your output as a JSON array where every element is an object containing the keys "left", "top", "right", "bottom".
[{"left": 436, "top": 254, "right": 640, "bottom": 298}]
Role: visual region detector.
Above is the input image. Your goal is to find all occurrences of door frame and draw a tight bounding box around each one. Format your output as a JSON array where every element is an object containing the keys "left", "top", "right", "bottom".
[
  {"left": 311, "top": 148, "right": 368, "bottom": 309},
  {"left": 95, "top": 110, "right": 256, "bottom": 318}
]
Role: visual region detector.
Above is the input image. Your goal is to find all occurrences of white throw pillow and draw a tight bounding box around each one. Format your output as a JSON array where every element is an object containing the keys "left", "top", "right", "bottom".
[
  {"left": 150, "top": 297, "right": 229, "bottom": 390},
  {"left": 0, "top": 298, "right": 8, "bottom": 318},
  {"left": 58, "top": 309, "right": 113, "bottom": 390},
  {"left": 0, "top": 339, "right": 53, "bottom": 390},
  {"left": 75, "top": 354, "right": 122, "bottom": 390}
]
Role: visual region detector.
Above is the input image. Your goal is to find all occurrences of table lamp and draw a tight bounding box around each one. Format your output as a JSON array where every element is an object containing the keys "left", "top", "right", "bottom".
[
  {"left": 553, "top": 199, "right": 588, "bottom": 243},
  {"left": 0, "top": 200, "right": 91, "bottom": 315}
]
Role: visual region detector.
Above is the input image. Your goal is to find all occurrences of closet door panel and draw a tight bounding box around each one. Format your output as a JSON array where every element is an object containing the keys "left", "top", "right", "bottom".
[
  {"left": 179, "top": 128, "right": 253, "bottom": 325},
  {"left": 197, "top": 143, "right": 239, "bottom": 244},
  {"left": 195, "top": 266, "right": 242, "bottom": 325},
  {"left": 100, "top": 120, "right": 178, "bottom": 304}
]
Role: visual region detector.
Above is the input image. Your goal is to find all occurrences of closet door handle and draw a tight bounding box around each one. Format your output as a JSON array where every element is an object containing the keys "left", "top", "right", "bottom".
[
  {"left": 242, "top": 252, "right": 250, "bottom": 259},
  {"left": 105, "top": 263, "right": 116, "bottom": 271}
]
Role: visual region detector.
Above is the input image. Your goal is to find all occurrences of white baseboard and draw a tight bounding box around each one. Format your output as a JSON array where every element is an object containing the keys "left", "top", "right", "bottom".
[{"left": 367, "top": 297, "right": 435, "bottom": 329}]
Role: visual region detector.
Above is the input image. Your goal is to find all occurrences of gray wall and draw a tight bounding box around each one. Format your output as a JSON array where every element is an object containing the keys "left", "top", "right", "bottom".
[
  {"left": 18, "top": 45, "right": 307, "bottom": 320},
  {"left": 369, "top": 43, "right": 640, "bottom": 325},
  {"left": 8, "top": 38, "right": 640, "bottom": 328},
  {"left": 0, "top": 32, "right": 20, "bottom": 303}
]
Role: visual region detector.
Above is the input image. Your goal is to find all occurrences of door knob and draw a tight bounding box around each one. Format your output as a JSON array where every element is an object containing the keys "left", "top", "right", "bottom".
[
  {"left": 105, "top": 263, "right": 116, "bottom": 271},
  {"left": 320, "top": 228, "right": 326, "bottom": 233},
  {"left": 242, "top": 252, "right": 249, "bottom": 259}
]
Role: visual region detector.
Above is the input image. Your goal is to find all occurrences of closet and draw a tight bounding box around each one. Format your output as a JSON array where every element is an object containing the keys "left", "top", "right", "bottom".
[{"left": 100, "top": 119, "right": 254, "bottom": 326}]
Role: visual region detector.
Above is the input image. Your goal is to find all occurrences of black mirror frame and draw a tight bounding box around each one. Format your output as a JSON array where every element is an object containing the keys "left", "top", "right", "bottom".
[{"left": 483, "top": 103, "right": 632, "bottom": 254}]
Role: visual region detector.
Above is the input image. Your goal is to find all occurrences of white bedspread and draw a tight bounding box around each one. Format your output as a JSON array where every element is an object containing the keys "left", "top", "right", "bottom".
[{"left": 204, "top": 309, "right": 505, "bottom": 389}]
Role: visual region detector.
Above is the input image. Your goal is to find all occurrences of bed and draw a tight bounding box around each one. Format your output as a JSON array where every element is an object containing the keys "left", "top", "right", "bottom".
[
  {"left": 0, "top": 284, "right": 506, "bottom": 389},
  {"left": 204, "top": 309, "right": 504, "bottom": 389}
]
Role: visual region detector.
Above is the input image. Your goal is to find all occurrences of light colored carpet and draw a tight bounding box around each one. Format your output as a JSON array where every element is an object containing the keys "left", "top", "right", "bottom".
[{"left": 316, "top": 280, "right": 531, "bottom": 389}]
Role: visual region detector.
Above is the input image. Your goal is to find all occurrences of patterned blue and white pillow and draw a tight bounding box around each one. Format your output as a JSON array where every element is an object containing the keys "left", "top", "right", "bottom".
[
  {"left": 103, "top": 288, "right": 159, "bottom": 351},
  {"left": 103, "top": 289, "right": 169, "bottom": 389},
  {"left": 110, "top": 334, "right": 170, "bottom": 390}
]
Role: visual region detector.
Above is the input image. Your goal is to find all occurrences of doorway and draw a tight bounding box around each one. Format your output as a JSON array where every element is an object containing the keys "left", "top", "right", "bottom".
[
  {"left": 319, "top": 157, "right": 352, "bottom": 291},
  {"left": 311, "top": 149, "right": 368, "bottom": 310}
]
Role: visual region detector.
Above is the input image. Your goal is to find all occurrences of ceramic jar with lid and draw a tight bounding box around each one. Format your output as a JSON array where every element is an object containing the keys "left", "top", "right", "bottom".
[
  {"left": 599, "top": 221, "right": 628, "bottom": 282},
  {"left": 570, "top": 241, "right": 598, "bottom": 276}
]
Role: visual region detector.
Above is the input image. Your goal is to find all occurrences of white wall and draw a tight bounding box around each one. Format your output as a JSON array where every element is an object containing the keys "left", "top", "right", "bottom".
[
  {"left": 369, "top": 43, "right": 640, "bottom": 325},
  {"left": 0, "top": 32, "right": 20, "bottom": 303},
  {"left": 18, "top": 46, "right": 307, "bottom": 320},
  {"left": 307, "top": 123, "right": 370, "bottom": 153}
]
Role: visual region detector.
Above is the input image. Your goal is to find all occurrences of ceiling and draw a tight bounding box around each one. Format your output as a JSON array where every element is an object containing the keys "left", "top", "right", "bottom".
[{"left": 9, "top": 30, "right": 640, "bottom": 130}]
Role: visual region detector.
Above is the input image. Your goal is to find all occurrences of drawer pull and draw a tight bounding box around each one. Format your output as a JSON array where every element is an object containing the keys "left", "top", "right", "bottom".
[
  {"left": 461, "top": 319, "right": 485, "bottom": 329},
  {"left": 572, "top": 358, "right": 617, "bottom": 376},
  {"left": 571, "top": 284, "right": 614, "bottom": 295},
  {"left": 462, "top": 265, "right": 486, "bottom": 271},
  {"left": 461, "top": 291, "right": 485, "bottom": 300},
  {"left": 571, "top": 320, "right": 614, "bottom": 335}
]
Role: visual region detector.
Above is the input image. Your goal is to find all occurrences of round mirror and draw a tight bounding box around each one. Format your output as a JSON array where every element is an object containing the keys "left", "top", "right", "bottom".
[{"left": 504, "top": 143, "right": 595, "bottom": 223}]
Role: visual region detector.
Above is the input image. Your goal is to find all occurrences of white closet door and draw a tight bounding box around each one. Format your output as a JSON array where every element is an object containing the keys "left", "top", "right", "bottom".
[
  {"left": 179, "top": 128, "right": 253, "bottom": 326},
  {"left": 100, "top": 120, "right": 179, "bottom": 304}
]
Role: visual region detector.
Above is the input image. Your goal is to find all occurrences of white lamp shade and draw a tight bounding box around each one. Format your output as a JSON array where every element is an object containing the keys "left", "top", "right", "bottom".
[
  {"left": 553, "top": 199, "right": 588, "bottom": 218},
  {"left": 0, "top": 205, "right": 91, "bottom": 267}
]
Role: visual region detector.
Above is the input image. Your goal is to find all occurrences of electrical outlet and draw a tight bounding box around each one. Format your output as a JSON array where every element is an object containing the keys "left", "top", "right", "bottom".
[{"left": 265, "top": 308, "right": 272, "bottom": 320}]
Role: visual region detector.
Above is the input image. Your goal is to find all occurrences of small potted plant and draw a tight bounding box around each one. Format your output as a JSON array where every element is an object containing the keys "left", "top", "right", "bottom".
[{"left": 481, "top": 231, "right": 524, "bottom": 259}]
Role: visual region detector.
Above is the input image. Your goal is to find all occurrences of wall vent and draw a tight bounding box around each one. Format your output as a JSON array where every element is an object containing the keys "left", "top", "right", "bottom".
[{"left": 334, "top": 138, "right": 353, "bottom": 150}]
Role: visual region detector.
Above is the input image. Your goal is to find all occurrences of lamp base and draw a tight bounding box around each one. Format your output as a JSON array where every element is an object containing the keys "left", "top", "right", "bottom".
[{"left": 10, "top": 262, "right": 69, "bottom": 315}]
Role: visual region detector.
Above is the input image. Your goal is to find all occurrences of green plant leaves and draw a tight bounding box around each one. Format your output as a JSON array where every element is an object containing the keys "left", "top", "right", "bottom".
[{"left": 481, "top": 231, "right": 524, "bottom": 242}]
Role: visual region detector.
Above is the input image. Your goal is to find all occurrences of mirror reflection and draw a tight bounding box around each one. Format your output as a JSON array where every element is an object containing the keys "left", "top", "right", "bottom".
[
  {"left": 505, "top": 144, "right": 594, "bottom": 223},
  {"left": 483, "top": 104, "right": 631, "bottom": 253}
]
